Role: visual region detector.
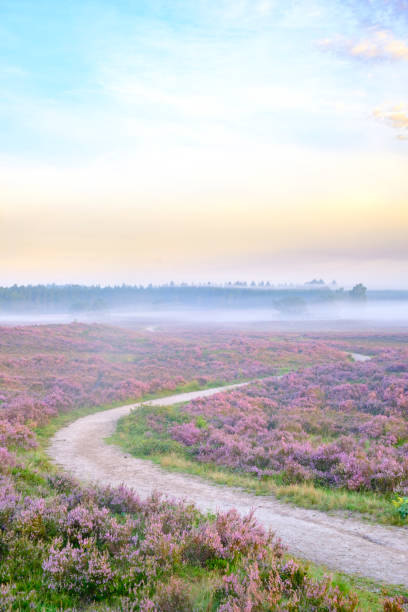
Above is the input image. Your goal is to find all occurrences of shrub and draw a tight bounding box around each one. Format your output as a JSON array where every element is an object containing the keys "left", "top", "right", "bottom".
[
  {"left": 42, "top": 537, "right": 115, "bottom": 596},
  {"left": 393, "top": 496, "right": 408, "bottom": 520}
]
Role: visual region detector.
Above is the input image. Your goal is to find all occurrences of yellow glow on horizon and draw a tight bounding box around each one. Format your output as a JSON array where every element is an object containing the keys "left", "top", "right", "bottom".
[{"left": 1, "top": 143, "right": 407, "bottom": 285}]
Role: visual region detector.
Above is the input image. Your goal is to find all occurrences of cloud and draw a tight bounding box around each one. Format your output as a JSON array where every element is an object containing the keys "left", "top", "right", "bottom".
[
  {"left": 319, "top": 29, "right": 408, "bottom": 61},
  {"left": 339, "top": 0, "right": 408, "bottom": 31},
  {"left": 373, "top": 104, "right": 408, "bottom": 138}
]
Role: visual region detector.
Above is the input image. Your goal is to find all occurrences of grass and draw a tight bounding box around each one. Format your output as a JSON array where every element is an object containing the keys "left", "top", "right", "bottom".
[{"left": 110, "top": 404, "right": 407, "bottom": 527}]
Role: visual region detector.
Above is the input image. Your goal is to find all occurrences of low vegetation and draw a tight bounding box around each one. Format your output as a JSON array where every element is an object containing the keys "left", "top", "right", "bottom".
[
  {"left": 1, "top": 432, "right": 407, "bottom": 610},
  {"left": 1, "top": 324, "right": 407, "bottom": 609}
]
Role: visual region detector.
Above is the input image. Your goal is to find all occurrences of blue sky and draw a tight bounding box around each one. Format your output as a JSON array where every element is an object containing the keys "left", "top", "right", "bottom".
[{"left": 1, "top": 0, "right": 408, "bottom": 286}]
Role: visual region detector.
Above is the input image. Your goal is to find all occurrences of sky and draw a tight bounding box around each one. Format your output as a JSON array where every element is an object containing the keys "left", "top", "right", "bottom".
[{"left": 1, "top": 0, "right": 408, "bottom": 288}]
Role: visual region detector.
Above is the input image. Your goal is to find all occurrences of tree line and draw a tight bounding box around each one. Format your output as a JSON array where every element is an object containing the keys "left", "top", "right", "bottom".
[{"left": 0, "top": 283, "right": 372, "bottom": 313}]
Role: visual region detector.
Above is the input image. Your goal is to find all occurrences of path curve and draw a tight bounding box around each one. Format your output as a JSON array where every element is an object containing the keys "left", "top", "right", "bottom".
[{"left": 48, "top": 358, "right": 408, "bottom": 588}]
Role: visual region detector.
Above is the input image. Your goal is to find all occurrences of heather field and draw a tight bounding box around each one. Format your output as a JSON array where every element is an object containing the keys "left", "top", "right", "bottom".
[
  {"left": 0, "top": 323, "right": 407, "bottom": 609},
  {"left": 115, "top": 336, "right": 408, "bottom": 524},
  {"left": 0, "top": 323, "right": 347, "bottom": 426}
]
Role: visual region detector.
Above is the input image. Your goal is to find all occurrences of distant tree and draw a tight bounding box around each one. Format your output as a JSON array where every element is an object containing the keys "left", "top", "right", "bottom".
[
  {"left": 306, "top": 279, "right": 325, "bottom": 285},
  {"left": 350, "top": 283, "right": 367, "bottom": 300}
]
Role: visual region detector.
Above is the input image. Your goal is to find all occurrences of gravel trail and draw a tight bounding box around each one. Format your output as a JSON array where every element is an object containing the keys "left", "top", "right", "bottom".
[{"left": 47, "top": 361, "right": 408, "bottom": 588}]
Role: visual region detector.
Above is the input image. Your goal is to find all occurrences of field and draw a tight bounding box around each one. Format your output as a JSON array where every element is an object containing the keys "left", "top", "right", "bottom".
[
  {"left": 0, "top": 324, "right": 407, "bottom": 610},
  {"left": 0, "top": 323, "right": 347, "bottom": 424},
  {"left": 115, "top": 335, "right": 408, "bottom": 524}
]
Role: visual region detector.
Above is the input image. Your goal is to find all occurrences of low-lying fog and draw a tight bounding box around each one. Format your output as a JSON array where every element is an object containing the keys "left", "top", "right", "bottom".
[{"left": 1, "top": 300, "right": 407, "bottom": 331}]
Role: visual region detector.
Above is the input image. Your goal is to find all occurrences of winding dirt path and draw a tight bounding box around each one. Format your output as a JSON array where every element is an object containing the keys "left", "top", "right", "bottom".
[{"left": 48, "top": 362, "right": 408, "bottom": 588}]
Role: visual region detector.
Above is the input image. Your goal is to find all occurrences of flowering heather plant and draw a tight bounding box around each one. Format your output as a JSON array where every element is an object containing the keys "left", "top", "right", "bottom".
[
  {"left": 43, "top": 536, "right": 116, "bottom": 595},
  {"left": 0, "top": 447, "right": 16, "bottom": 472},
  {"left": 0, "top": 420, "right": 36, "bottom": 449},
  {"left": 383, "top": 597, "right": 407, "bottom": 612},
  {"left": 212, "top": 558, "right": 361, "bottom": 611},
  {"left": 182, "top": 509, "right": 278, "bottom": 568},
  {"left": 0, "top": 477, "right": 20, "bottom": 528}
]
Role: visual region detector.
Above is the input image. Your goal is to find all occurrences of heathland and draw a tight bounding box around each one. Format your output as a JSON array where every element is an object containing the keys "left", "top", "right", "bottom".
[{"left": 1, "top": 323, "right": 407, "bottom": 610}]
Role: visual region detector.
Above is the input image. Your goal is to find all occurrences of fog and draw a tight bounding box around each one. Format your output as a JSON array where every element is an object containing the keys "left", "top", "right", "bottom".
[{"left": 1, "top": 299, "right": 407, "bottom": 331}]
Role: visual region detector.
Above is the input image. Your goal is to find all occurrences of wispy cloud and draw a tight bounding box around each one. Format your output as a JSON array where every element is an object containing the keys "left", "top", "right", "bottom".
[
  {"left": 319, "top": 29, "right": 408, "bottom": 61},
  {"left": 373, "top": 104, "right": 408, "bottom": 138}
]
